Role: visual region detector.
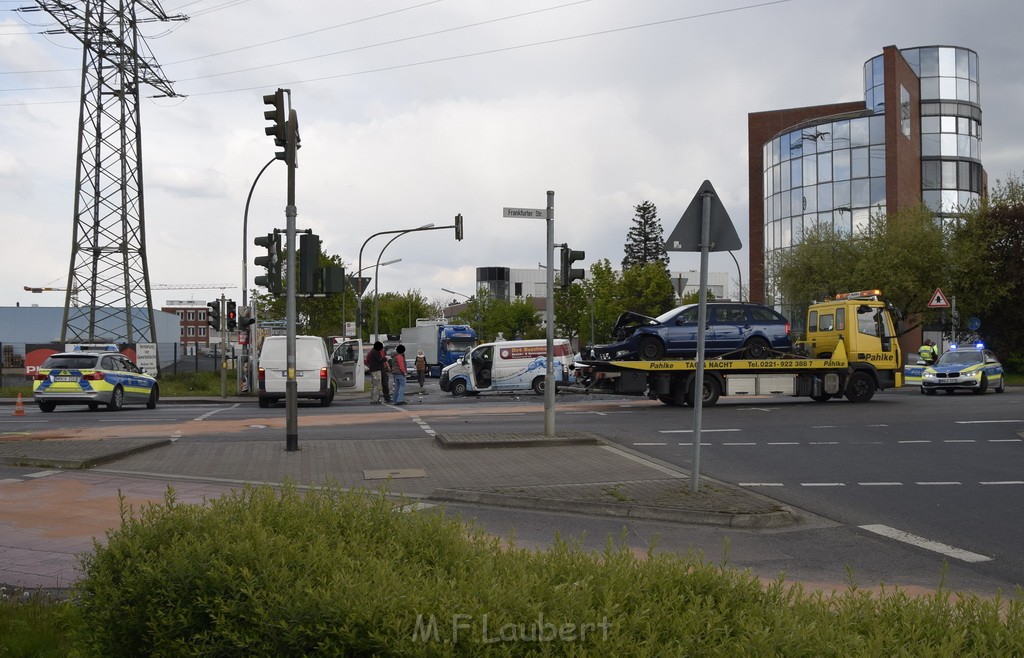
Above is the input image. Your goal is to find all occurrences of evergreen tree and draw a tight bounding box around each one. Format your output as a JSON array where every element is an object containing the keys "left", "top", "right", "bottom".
[{"left": 622, "top": 201, "right": 669, "bottom": 270}]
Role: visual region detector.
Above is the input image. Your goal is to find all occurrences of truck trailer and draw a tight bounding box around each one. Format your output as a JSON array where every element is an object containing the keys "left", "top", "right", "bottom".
[
  {"left": 399, "top": 319, "right": 477, "bottom": 377},
  {"left": 574, "top": 290, "right": 903, "bottom": 406}
]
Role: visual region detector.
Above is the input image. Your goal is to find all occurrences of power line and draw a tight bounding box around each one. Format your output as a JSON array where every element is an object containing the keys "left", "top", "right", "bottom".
[{"left": 2, "top": 0, "right": 794, "bottom": 104}]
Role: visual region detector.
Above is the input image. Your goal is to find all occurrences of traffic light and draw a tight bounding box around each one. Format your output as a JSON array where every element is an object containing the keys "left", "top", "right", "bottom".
[
  {"left": 239, "top": 305, "right": 256, "bottom": 329},
  {"left": 559, "top": 246, "right": 586, "bottom": 289},
  {"left": 454, "top": 213, "right": 464, "bottom": 241},
  {"left": 226, "top": 300, "right": 237, "bottom": 331},
  {"left": 322, "top": 266, "right": 346, "bottom": 296},
  {"left": 207, "top": 300, "right": 221, "bottom": 331},
  {"left": 263, "top": 89, "right": 286, "bottom": 160},
  {"left": 254, "top": 232, "right": 282, "bottom": 295},
  {"left": 299, "top": 232, "right": 320, "bottom": 295}
]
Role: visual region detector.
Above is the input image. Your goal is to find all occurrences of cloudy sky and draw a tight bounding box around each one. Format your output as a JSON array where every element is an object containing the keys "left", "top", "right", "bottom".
[{"left": 2, "top": 0, "right": 1022, "bottom": 313}]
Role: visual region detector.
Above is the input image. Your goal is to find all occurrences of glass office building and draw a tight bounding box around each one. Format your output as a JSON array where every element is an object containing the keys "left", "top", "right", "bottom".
[{"left": 748, "top": 45, "right": 985, "bottom": 311}]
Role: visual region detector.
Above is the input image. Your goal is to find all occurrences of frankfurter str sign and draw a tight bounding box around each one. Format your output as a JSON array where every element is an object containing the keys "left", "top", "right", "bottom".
[{"left": 502, "top": 207, "right": 546, "bottom": 219}]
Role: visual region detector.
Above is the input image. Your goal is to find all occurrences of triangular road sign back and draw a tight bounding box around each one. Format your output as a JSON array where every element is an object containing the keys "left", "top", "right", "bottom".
[
  {"left": 665, "top": 180, "right": 742, "bottom": 253},
  {"left": 927, "top": 288, "right": 950, "bottom": 308}
]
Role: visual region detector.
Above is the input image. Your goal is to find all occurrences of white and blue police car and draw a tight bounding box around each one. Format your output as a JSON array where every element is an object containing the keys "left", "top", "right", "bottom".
[{"left": 920, "top": 343, "right": 1005, "bottom": 396}]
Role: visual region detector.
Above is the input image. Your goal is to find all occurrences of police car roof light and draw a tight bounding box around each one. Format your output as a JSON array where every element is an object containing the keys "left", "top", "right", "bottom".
[
  {"left": 975, "top": 342, "right": 985, "bottom": 349},
  {"left": 950, "top": 343, "right": 958, "bottom": 350}
]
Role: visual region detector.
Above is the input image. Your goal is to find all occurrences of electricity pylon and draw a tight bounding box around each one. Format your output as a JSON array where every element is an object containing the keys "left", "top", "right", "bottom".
[{"left": 31, "top": 0, "right": 187, "bottom": 343}]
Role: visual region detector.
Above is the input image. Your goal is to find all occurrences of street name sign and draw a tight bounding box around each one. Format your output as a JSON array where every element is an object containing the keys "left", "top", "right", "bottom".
[{"left": 503, "top": 207, "right": 546, "bottom": 219}]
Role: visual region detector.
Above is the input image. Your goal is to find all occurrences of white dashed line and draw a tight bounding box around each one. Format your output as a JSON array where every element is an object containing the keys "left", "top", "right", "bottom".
[
  {"left": 739, "top": 482, "right": 783, "bottom": 487},
  {"left": 801, "top": 482, "right": 845, "bottom": 487},
  {"left": 411, "top": 416, "right": 437, "bottom": 437},
  {"left": 808, "top": 441, "right": 839, "bottom": 445},
  {"left": 989, "top": 439, "right": 1022, "bottom": 442},
  {"left": 25, "top": 470, "right": 60, "bottom": 479},
  {"left": 858, "top": 482, "right": 903, "bottom": 486},
  {"left": 859, "top": 524, "right": 991, "bottom": 563},
  {"left": 659, "top": 428, "right": 741, "bottom": 434},
  {"left": 944, "top": 439, "right": 976, "bottom": 443},
  {"left": 722, "top": 442, "right": 756, "bottom": 446},
  {"left": 898, "top": 440, "right": 931, "bottom": 444},
  {"left": 677, "top": 442, "right": 711, "bottom": 446},
  {"left": 633, "top": 442, "right": 667, "bottom": 446},
  {"left": 980, "top": 481, "right": 1024, "bottom": 485},
  {"left": 767, "top": 441, "right": 799, "bottom": 445},
  {"left": 956, "top": 419, "right": 1022, "bottom": 424},
  {"left": 916, "top": 481, "right": 961, "bottom": 486}
]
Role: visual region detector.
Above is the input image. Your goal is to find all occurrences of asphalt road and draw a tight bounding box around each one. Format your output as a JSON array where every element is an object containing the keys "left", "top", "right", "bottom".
[{"left": 4, "top": 381, "right": 1022, "bottom": 594}]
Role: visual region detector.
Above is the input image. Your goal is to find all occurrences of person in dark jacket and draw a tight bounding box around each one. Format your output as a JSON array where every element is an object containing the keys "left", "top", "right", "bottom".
[{"left": 366, "top": 341, "right": 385, "bottom": 404}]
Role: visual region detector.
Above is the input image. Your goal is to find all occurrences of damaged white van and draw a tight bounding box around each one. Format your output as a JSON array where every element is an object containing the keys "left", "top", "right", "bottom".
[{"left": 439, "top": 339, "right": 575, "bottom": 396}]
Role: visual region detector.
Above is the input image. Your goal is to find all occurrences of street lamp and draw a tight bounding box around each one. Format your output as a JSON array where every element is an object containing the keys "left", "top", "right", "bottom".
[
  {"left": 341, "top": 259, "right": 400, "bottom": 338},
  {"left": 372, "top": 228, "right": 433, "bottom": 337},
  {"left": 356, "top": 223, "right": 434, "bottom": 340}
]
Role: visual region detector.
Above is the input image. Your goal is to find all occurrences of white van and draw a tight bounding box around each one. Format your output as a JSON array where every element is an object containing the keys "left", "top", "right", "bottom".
[
  {"left": 258, "top": 335, "right": 334, "bottom": 408},
  {"left": 439, "top": 339, "right": 575, "bottom": 396}
]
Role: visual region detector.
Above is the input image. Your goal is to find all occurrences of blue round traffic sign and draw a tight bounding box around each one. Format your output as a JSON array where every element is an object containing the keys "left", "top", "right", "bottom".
[{"left": 967, "top": 316, "right": 981, "bottom": 331}]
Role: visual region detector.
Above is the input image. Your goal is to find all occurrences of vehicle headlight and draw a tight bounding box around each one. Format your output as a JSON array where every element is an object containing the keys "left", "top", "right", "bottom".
[
  {"left": 615, "top": 350, "right": 632, "bottom": 358},
  {"left": 923, "top": 371, "right": 936, "bottom": 380},
  {"left": 966, "top": 371, "right": 981, "bottom": 378}
]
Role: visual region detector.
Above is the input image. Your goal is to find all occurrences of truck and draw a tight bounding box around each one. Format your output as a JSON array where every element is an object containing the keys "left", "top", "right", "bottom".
[
  {"left": 573, "top": 290, "right": 903, "bottom": 406},
  {"left": 399, "top": 319, "right": 477, "bottom": 377}
]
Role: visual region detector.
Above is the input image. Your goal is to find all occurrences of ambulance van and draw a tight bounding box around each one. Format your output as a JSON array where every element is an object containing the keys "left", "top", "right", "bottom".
[{"left": 439, "top": 339, "right": 575, "bottom": 396}]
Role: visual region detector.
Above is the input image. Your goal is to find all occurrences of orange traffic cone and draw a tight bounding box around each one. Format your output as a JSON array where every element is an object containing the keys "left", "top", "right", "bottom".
[{"left": 13, "top": 393, "right": 26, "bottom": 416}]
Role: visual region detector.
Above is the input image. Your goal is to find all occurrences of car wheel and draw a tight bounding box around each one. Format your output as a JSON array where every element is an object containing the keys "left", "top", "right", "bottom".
[
  {"left": 258, "top": 397, "right": 270, "bottom": 408},
  {"left": 844, "top": 371, "right": 875, "bottom": 403},
  {"left": 38, "top": 401, "right": 56, "bottom": 413},
  {"left": 320, "top": 383, "right": 335, "bottom": 407},
  {"left": 973, "top": 374, "right": 988, "bottom": 395},
  {"left": 995, "top": 377, "right": 1005, "bottom": 393},
  {"left": 451, "top": 379, "right": 467, "bottom": 396},
  {"left": 106, "top": 386, "right": 124, "bottom": 411},
  {"left": 532, "top": 376, "right": 545, "bottom": 395},
  {"left": 146, "top": 385, "right": 159, "bottom": 410},
  {"left": 637, "top": 336, "right": 665, "bottom": 360},
  {"left": 743, "top": 337, "right": 771, "bottom": 359}
]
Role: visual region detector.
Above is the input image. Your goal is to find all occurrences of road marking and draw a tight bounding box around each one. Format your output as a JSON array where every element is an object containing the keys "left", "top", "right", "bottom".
[
  {"left": 677, "top": 442, "right": 711, "bottom": 446},
  {"left": 808, "top": 441, "right": 839, "bottom": 445},
  {"left": 25, "top": 470, "right": 60, "bottom": 479},
  {"left": 633, "top": 442, "right": 667, "bottom": 446},
  {"left": 916, "top": 481, "right": 961, "bottom": 486},
  {"left": 944, "top": 439, "right": 976, "bottom": 443},
  {"left": 660, "top": 428, "right": 741, "bottom": 433},
  {"left": 767, "top": 441, "right": 799, "bottom": 445},
  {"left": 980, "top": 481, "right": 1024, "bottom": 485},
  {"left": 722, "top": 442, "right": 756, "bottom": 446},
  {"left": 411, "top": 416, "right": 436, "bottom": 437},
  {"left": 801, "top": 482, "right": 845, "bottom": 487},
  {"left": 868, "top": 424, "right": 889, "bottom": 427},
  {"left": 898, "top": 440, "right": 931, "bottom": 444},
  {"left": 740, "top": 482, "right": 783, "bottom": 487},
  {"left": 859, "top": 482, "right": 903, "bottom": 486},
  {"left": 193, "top": 406, "right": 236, "bottom": 421},
  {"left": 0, "top": 478, "right": 22, "bottom": 485},
  {"left": 859, "top": 524, "right": 991, "bottom": 563},
  {"left": 737, "top": 408, "right": 775, "bottom": 412},
  {"left": 989, "top": 439, "right": 1022, "bottom": 442},
  {"left": 812, "top": 425, "right": 840, "bottom": 428},
  {"left": 956, "top": 419, "right": 1022, "bottom": 424}
]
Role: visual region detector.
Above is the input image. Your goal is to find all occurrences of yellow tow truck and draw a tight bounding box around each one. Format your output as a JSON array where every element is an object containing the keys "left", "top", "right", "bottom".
[{"left": 574, "top": 290, "right": 903, "bottom": 406}]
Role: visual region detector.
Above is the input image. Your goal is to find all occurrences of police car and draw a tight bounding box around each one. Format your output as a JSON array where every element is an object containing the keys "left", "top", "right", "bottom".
[
  {"left": 920, "top": 343, "right": 1005, "bottom": 395},
  {"left": 32, "top": 351, "right": 159, "bottom": 412}
]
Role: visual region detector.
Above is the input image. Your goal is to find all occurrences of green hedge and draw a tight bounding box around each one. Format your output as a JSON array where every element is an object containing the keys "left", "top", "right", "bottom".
[{"left": 71, "top": 484, "right": 1024, "bottom": 656}]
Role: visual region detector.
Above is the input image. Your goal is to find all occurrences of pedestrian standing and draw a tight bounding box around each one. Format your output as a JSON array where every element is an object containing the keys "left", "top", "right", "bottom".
[
  {"left": 393, "top": 345, "right": 409, "bottom": 405},
  {"left": 381, "top": 346, "right": 393, "bottom": 403},
  {"left": 414, "top": 349, "right": 428, "bottom": 388},
  {"left": 366, "top": 341, "right": 385, "bottom": 404}
]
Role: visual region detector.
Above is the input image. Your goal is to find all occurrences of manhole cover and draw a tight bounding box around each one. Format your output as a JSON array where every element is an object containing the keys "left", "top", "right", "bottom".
[{"left": 363, "top": 468, "right": 427, "bottom": 480}]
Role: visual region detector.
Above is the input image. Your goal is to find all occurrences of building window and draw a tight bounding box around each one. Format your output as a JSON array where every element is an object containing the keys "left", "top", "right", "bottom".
[
  {"left": 199, "top": 327, "right": 206, "bottom": 338},
  {"left": 187, "top": 326, "right": 195, "bottom": 337},
  {"left": 514, "top": 282, "right": 523, "bottom": 297},
  {"left": 900, "top": 85, "right": 911, "bottom": 137},
  {"left": 187, "top": 311, "right": 195, "bottom": 321},
  {"left": 199, "top": 311, "right": 206, "bottom": 321}
]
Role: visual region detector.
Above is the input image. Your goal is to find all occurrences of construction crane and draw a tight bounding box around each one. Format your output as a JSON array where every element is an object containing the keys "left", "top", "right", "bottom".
[{"left": 24, "top": 284, "right": 235, "bottom": 307}]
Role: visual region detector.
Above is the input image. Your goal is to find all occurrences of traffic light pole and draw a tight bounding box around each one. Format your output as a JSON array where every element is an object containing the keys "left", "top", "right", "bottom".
[
  {"left": 219, "top": 294, "right": 227, "bottom": 398},
  {"left": 285, "top": 109, "right": 299, "bottom": 452}
]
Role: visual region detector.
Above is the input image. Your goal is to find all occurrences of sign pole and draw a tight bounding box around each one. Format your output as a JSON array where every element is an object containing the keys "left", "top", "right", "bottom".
[
  {"left": 544, "top": 190, "right": 555, "bottom": 438},
  {"left": 691, "top": 192, "right": 711, "bottom": 494}
]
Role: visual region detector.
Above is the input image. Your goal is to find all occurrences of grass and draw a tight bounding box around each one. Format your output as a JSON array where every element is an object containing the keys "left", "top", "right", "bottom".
[{"left": 0, "top": 591, "right": 78, "bottom": 657}]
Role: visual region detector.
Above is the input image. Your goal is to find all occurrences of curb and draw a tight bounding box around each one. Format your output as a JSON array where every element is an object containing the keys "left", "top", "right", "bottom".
[
  {"left": 434, "top": 431, "right": 601, "bottom": 449},
  {"left": 430, "top": 488, "right": 797, "bottom": 528},
  {"left": 0, "top": 438, "right": 172, "bottom": 469}
]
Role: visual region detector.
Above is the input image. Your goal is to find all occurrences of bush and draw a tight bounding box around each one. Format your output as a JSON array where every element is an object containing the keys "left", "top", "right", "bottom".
[{"left": 71, "top": 485, "right": 1024, "bottom": 656}]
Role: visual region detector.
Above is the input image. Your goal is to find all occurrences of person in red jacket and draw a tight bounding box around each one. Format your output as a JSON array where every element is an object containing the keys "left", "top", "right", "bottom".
[{"left": 392, "top": 344, "right": 409, "bottom": 405}]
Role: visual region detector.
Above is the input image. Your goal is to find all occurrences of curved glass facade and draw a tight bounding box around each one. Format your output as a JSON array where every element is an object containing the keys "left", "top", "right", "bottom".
[
  {"left": 867, "top": 46, "right": 983, "bottom": 216},
  {"left": 761, "top": 45, "right": 983, "bottom": 305}
]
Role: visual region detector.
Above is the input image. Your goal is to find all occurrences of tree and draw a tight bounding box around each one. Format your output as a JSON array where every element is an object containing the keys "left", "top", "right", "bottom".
[
  {"left": 622, "top": 201, "right": 669, "bottom": 270},
  {"left": 948, "top": 175, "right": 1024, "bottom": 371},
  {"left": 374, "top": 291, "right": 437, "bottom": 337},
  {"left": 618, "top": 262, "right": 676, "bottom": 317},
  {"left": 773, "top": 206, "right": 946, "bottom": 334},
  {"left": 578, "top": 259, "right": 622, "bottom": 345}
]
